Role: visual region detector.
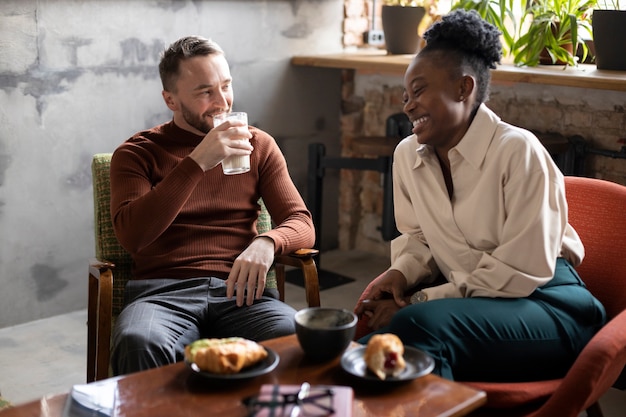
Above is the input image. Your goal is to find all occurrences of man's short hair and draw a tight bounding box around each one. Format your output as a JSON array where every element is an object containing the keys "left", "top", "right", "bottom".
[{"left": 159, "top": 36, "right": 224, "bottom": 92}]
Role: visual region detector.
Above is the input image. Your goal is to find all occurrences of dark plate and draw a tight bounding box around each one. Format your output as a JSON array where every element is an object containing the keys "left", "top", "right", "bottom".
[
  {"left": 186, "top": 347, "right": 279, "bottom": 380},
  {"left": 340, "top": 345, "right": 435, "bottom": 382}
]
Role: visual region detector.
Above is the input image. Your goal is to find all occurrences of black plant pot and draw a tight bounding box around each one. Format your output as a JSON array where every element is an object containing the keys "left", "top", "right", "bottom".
[
  {"left": 382, "top": 5, "right": 426, "bottom": 55},
  {"left": 592, "top": 10, "right": 626, "bottom": 71}
]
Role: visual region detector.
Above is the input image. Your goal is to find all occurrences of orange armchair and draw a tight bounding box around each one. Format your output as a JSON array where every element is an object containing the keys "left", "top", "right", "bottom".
[{"left": 354, "top": 176, "right": 626, "bottom": 417}]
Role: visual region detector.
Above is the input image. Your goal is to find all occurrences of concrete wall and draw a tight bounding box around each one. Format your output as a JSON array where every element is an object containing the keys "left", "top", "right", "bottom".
[{"left": 0, "top": 0, "right": 344, "bottom": 328}]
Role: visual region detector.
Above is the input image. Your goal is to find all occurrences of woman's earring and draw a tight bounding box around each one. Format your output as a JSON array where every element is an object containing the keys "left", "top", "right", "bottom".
[{"left": 459, "top": 95, "right": 465, "bottom": 101}]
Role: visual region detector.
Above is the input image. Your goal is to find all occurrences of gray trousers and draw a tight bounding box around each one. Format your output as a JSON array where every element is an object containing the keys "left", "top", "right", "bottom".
[
  {"left": 111, "top": 277, "right": 297, "bottom": 375},
  {"left": 359, "top": 259, "right": 607, "bottom": 382}
]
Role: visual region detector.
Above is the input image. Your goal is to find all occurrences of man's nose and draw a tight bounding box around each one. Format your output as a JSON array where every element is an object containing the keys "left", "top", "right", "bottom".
[{"left": 214, "top": 91, "right": 229, "bottom": 108}]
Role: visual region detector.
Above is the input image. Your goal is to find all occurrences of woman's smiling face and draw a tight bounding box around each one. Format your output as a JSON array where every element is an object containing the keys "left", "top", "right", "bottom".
[{"left": 402, "top": 51, "right": 472, "bottom": 152}]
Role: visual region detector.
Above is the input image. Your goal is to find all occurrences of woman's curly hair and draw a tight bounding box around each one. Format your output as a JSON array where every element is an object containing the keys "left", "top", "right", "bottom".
[{"left": 421, "top": 9, "right": 502, "bottom": 105}]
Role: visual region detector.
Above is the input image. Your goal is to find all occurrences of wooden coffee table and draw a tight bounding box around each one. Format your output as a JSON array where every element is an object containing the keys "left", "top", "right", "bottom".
[{"left": 2, "top": 334, "right": 485, "bottom": 417}]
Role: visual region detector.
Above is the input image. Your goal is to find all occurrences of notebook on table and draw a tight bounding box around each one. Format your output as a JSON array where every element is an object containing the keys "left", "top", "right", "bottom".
[{"left": 246, "top": 383, "right": 353, "bottom": 417}]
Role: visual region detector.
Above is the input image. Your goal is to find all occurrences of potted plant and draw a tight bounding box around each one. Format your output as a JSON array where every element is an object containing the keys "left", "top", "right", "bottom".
[
  {"left": 451, "top": 0, "right": 520, "bottom": 57},
  {"left": 381, "top": 0, "right": 429, "bottom": 54},
  {"left": 592, "top": 1, "right": 626, "bottom": 70},
  {"left": 512, "top": 0, "right": 597, "bottom": 66}
]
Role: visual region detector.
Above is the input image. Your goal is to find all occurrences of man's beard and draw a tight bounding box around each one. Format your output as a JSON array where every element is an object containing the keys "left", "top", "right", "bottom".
[{"left": 181, "top": 103, "right": 211, "bottom": 134}]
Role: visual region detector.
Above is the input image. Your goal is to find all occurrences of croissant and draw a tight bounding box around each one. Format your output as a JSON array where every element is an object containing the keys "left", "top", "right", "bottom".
[
  {"left": 364, "top": 333, "right": 406, "bottom": 380},
  {"left": 185, "top": 337, "right": 268, "bottom": 374}
]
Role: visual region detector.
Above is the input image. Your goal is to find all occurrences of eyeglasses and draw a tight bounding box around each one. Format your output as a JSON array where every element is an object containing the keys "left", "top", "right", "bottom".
[{"left": 243, "top": 383, "right": 335, "bottom": 417}]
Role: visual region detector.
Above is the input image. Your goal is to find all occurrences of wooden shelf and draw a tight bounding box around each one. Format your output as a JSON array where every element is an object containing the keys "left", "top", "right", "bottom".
[{"left": 291, "top": 50, "right": 626, "bottom": 92}]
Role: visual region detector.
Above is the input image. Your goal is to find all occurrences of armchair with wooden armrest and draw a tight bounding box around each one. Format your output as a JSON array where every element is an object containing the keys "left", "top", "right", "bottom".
[
  {"left": 354, "top": 176, "right": 626, "bottom": 417},
  {"left": 88, "top": 153, "right": 320, "bottom": 382}
]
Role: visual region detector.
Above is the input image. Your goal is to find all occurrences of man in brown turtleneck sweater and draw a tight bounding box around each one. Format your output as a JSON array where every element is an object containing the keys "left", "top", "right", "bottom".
[{"left": 109, "top": 36, "right": 315, "bottom": 375}]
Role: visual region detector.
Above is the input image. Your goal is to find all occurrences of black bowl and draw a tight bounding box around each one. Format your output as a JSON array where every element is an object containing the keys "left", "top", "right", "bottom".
[{"left": 294, "top": 307, "right": 357, "bottom": 361}]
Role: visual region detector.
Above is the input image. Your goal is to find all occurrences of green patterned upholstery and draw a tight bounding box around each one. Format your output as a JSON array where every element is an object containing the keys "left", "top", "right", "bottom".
[
  {"left": 256, "top": 199, "right": 278, "bottom": 290},
  {"left": 91, "top": 153, "right": 277, "bottom": 318},
  {"left": 92, "top": 154, "right": 133, "bottom": 318},
  {"left": 0, "top": 396, "right": 11, "bottom": 410}
]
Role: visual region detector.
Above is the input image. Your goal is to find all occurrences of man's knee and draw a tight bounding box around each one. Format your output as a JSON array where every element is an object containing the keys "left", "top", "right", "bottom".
[
  {"left": 242, "top": 299, "right": 296, "bottom": 341},
  {"left": 267, "top": 312, "right": 296, "bottom": 338},
  {"left": 112, "top": 327, "right": 174, "bottom": 375}
]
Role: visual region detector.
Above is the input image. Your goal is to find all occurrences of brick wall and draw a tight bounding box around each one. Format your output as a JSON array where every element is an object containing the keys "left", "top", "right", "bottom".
[
  {"left": 343, "top": 0, "right": 372, "bottom": 48},
  {"left": 338, "top": 70, "right": 406, "bottom": 257},
  {"left": 343, "top": 1, "right": 441, "bottom": 49},
  {"left": 340, "top": 1, "right": 625, "bottom": 259},
  {"left": 338, "top": 70, "right": 626, "bottom": 257}
]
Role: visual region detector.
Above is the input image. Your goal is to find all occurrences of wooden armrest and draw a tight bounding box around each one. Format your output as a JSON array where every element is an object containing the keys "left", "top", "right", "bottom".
[
  {"left": 89, "top": 258, "right": 116, "bottom": 275},
  {"left": 286, "top": 248, "right": 319, "bottom": 258},
  {"left": 87, "top": 257, "right": 114, "bottom": 382},
  {"left": 275, "top": 249, "right": 320, "bottom": 307},
  {"left": 275, "top": 249, "right": 317, "bottom": 268}
]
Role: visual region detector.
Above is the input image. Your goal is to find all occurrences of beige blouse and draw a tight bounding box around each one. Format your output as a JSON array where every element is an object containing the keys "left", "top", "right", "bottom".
[{"left": 390, "top": 104, "right": 584, "bottom": 300}]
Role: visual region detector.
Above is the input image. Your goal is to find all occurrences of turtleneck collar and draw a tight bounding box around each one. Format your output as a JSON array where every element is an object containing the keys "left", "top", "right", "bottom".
[{"left": 160, "top": 119, "right": 205, "bottom": 147}]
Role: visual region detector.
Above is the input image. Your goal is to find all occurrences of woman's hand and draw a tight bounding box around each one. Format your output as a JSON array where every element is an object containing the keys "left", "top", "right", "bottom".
[
  {"left": 357, "top": 298, "right": 404, "bottom": 330},
  {"left": 354, "top": 270, "right": 411, "bottom": 330},
  {"left": 355, "top": 269, "right": 410, "bottom": 315}
]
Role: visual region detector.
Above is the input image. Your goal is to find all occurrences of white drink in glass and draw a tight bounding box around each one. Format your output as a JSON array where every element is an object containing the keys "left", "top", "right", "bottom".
[{"left": 213, "top": 112, "right": 251, "bottom": 175}]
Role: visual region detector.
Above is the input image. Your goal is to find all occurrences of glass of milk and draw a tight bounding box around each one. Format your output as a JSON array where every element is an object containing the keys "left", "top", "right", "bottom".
[{"left": 213, "top": 112, "right": 250, "bottom": 175}]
